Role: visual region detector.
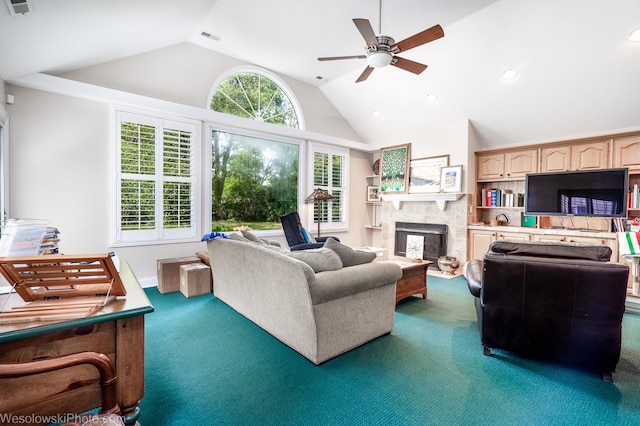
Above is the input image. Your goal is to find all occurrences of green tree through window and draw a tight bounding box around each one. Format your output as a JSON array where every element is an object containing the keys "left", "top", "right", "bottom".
[{"left": 210, "top": 70, "right": 301, "bottom": 231}]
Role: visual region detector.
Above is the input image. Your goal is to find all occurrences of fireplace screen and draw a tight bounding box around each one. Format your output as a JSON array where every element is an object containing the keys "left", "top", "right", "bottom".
[{"left": 394, "top": 222, "right": 447, "bottom": 269}]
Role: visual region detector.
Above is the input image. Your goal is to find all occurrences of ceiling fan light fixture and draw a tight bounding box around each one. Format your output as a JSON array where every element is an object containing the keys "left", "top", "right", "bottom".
[
  {"left": 629, "top": 28, "right": 640, "bottom": 42},
  {"left": 367, "top": 52, "right": 393, "bottom": 68},
  {"left": 502, "top": 68, "right": 518, "bottom": 80}
]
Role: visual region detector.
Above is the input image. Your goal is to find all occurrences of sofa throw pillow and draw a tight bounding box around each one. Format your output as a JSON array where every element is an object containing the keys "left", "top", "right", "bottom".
[
  {"left": 240, "top": 230, "right": 281, "bottom": 247},
  {"left": 228, "top": 233, "right": 250, "bottom": 243},
  {"left": 324, "top": 238, "right": 376, "bottom": 267},
  {"left": 287, "top": 248, "right": 343, "bottom": 273}
]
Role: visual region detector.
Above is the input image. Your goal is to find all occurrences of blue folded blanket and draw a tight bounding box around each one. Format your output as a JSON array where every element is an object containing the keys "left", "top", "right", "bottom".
[{"left": 201, "top": 232, "right": 229, "bottom": 241}]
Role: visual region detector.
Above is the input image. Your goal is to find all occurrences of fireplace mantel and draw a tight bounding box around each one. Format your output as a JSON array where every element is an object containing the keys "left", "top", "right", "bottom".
[{"left": 380, "top": 193, "right": 464, "bottom": 211}]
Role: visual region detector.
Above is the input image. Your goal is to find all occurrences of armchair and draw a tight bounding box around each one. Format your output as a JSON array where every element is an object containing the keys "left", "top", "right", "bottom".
[
  {"left": 280, "top": 211, "right": 339, "bottom": 251},
  {"left": 464, "top": 240, "right": 629, "bottom": 381}
]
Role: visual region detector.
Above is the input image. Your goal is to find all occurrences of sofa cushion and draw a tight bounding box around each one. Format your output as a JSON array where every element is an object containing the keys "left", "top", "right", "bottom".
[
  {"left": 323, "top": 238, "right": 376, "bottom": 267},
  {"left": 287, "top": 247, "right": 343, "bottom": 273}
]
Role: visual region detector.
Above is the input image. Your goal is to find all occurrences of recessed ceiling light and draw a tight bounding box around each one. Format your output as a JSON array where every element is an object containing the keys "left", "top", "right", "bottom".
[
  {"left": 502, "top": 68, "right": 518, "bottom": 80},
  {"left": 426, "top": 93, "right": 439, "bottom": 102},
  {"left": 372, "top": 110, "right": 382, "bottom": 117},
  {"left": 630, "top": 28, "right": 640, "bottom": 42}
]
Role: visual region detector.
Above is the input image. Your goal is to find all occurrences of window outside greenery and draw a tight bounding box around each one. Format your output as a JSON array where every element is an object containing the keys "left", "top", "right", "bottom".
[
  {"left": 211, "top": 72, "right": 299, "bottom": 127},
  {"left": 211, "top": 131, "right": 298, "bottom": 231},
  {"left": 312, "top": 147, "right": 346, "bottom": 226},
  {"left": 115, "top": 112, "right": 199, "bottom": 245},
  {"left": 210, "top": 71, "right": 301, "bottom": 232}
]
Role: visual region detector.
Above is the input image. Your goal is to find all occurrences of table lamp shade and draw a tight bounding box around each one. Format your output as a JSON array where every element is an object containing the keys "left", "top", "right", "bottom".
[{"left": 305, "top": 188, "right": 334, "bottom": 237}]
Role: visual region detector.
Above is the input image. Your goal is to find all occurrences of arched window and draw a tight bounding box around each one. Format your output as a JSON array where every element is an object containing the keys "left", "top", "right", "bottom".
[
  {"left": 209, "top": 68, "right": 303, "bottom": 129},
  {"left": 207, "top": 68, "right": 305, "bottom": 232}
]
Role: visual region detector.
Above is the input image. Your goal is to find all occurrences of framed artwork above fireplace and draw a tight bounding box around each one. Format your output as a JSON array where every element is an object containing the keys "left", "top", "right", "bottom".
[
  {"left": 409, "top": 155, "right": 449, "bottom": 193},
  {"left": 379, "top": 143, "right": 411, "bottom": 193}
]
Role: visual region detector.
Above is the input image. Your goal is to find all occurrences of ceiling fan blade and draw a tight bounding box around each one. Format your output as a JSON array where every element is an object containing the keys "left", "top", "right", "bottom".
[
  {"left": 318, "top": 55, "right": 367, "bottom": 61},
  {"left": 392, "top": 57, "right": 428, "bottom": 75},
  {"left": 356, "top": 66, "right": 374, "bottom": 83},
  {"left": 353, "top": 18, "right": 379, "bottom": 47},
  {"left": 391, "top": 24, "right": 444, "bottom": 53}
]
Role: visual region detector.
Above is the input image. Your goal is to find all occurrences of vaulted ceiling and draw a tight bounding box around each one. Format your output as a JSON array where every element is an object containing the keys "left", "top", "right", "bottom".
[{"left": 1, "top": 0, "right": 639, "bottom": 149}]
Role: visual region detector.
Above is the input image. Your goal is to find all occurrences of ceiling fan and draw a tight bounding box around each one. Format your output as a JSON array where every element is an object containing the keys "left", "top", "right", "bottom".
[{"left": 317, "top": 1, "right": 444, "bottom": 82}]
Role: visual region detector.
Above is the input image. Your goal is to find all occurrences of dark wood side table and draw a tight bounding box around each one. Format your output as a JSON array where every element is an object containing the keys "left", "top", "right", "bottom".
[
  {"left": 386, "top": 260, "right": 432, "bottom": 304},
  {"left": 0, "top": 261, "right": 154, "bottom": 426}
]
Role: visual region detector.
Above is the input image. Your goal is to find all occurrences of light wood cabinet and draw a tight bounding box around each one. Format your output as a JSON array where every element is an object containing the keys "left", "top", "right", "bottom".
[
  {"left": 496, "top": 231, "right": 531, "bottom": 242},
  {"left": 505, "top": 150, "right": 538, "bottom": 179},
  {"left": 477, "top": 154, "right": 505, "bottom": 181},
  {"left": 540, "top": 141, "right": 610, "bottom": 172},
  {"left": 468, "top": 230, "right": 496, "bottom": 260},
  {"left": 477, "top": 150, "right": 537, "bottom": 181},
  {"left": 613, "top": 136, "right": 640, "bottom": 171}
]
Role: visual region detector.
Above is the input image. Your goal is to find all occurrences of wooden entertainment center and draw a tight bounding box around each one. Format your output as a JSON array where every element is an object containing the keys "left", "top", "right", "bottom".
[{"left": 469, "top": 131, "right": 640, "bottom": 293}]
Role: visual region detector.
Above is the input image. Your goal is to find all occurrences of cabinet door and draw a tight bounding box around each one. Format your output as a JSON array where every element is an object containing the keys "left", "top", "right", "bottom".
[
  {"left": 496, "top": 231, "right": 531, "bottom": 241},
  {"left": 469, "top": 230, "right": 496, "bottom": 260},
  {"left": 570, "top": 141, "right": 610, "bottom": 170},
  {"left": 532, "top": 234, "right": 566, "bottom": 242},
  {"left": 613, "top": 136, "right": 640, "bottom": 171},
  {"left": 477, "top": 154, "right": 504, "bottom": 181},
  {"left": 540, "top": 146, "right": 570, "bottom": 172},
  {"left": 505, "top": 150, "right": 538, "bottom": 178}
]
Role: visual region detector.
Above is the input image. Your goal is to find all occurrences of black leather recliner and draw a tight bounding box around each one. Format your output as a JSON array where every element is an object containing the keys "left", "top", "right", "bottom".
[
  {"left": 279, "top": 211, "right": 339, "bottom": 251},
  {"left": 464, "top": 240, "right": 629, "bottom": 381}
]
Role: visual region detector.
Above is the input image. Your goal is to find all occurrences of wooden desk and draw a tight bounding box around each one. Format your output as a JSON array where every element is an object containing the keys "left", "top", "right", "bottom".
[
  {"left": 0, "top": 261, "right": 154, "bottom": 425},
  {"left": 386, "top": 260, "right": 431, "bottom": 304}
]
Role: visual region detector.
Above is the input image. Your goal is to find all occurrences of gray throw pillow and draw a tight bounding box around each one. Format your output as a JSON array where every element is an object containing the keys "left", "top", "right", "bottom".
[
  {"left": 323, "top": 238, "right": 376, "bottom": 267},
  {"left": 240, "top": 230, "right": 281, "bottom": 247},
  {"left": 241, "top": 230, "right": 267, "bottom": 244},
  {"left": 228, "top": 233, "right": 250, "bottom": 242},
  {"left": 287, "top": 248, "right": 343, "bottom": 273}
]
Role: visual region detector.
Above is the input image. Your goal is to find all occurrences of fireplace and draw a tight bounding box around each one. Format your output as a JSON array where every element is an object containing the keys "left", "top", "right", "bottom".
[{"left": 394, "top": 222, "right": 447, "bottom": 269}]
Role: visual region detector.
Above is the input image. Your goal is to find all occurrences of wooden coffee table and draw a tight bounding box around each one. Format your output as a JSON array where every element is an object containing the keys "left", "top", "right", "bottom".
[{"left": 387, "top": 260, "right": 432, "bottom": 304}]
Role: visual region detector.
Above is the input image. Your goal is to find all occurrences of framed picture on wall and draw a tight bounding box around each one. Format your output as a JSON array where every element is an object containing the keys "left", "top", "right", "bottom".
[
  {"left": 379, "top": 143, "right": 411, "bottom": 193},
  {"left": 440, "top": 165, "right": 463, "bottom": 193},
  {"left": 409, "top": 155, "right": 449, "bottom": 193},
  {"left": 366, "top": 185, "right": 380, "bottom": 202}
]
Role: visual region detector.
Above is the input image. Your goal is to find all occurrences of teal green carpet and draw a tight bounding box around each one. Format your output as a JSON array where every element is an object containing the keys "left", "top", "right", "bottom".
[{"left": 139, "top": 276, "right": 640, "bottom": 425}]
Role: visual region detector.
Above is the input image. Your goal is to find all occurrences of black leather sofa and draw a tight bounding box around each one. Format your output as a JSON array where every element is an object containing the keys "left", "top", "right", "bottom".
[{"left": 464, "top": 240, "right": 629, "bottom": 381}]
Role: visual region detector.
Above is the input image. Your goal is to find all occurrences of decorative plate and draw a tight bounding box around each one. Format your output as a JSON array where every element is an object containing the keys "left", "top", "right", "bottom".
[{"left": 373, "top": 159, "right": 380, "bottom": 175}]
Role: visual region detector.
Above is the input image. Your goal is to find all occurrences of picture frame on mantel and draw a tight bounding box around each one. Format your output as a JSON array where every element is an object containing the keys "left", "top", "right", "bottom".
[
  {"left": 409, "top": 155, "right": 449, "bottom": 193},
  {"left": 379, "top": 143, "right": 411, "bottom": 193},
  {"left": 440, "top": 165, "right": 463, "bottom": 193}
]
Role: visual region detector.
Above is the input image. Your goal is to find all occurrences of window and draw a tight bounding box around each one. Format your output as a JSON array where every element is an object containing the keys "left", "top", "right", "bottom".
[
  {"left": 309, "top": 143, "right": 348, "bottom": 231},
  {"left": 210, "top": 129, "right": 300, "bottom": 231},
  {"left": 112, "top": 110, "right": 200, "bottom": 245},
  {"left": 208, "top": 68, "right": 306, "bottom": 232},
  {"left": 0, "top": 104, "right": 7, "bottom": 223},
  {"left": 210, "top": 69, "right": 302, "bottom": 128}
]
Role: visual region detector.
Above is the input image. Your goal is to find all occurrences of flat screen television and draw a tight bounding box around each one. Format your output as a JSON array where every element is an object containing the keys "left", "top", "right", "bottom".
[{"left": 524, "top": 168, "right": 629, "bottom": 218}]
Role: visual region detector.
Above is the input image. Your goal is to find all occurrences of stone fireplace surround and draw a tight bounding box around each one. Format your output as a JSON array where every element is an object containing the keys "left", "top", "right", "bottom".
[{"left": 379, "top": 195, "right": 470, "bottom": 265}]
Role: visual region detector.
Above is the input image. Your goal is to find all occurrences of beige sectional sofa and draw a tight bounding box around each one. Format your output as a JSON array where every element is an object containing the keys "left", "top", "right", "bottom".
[{"left": 206, "top": 236, "right": 402, "bottom": 364}]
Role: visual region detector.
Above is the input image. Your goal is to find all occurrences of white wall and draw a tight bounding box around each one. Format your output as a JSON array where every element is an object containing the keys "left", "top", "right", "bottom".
[
  {"left": 5, "top": 44, "right": 379, "bottom": 285},
  {"left": 59, "top": 42, "right": 363, "bottom": 143}
]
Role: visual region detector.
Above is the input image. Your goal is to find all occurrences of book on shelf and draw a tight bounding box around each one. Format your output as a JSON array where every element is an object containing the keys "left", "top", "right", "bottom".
[
  {"left": 480, "top": 188, "right": 524, "bottom": 207},
  {"left": 630, "top": 184, "right": 639, "bottom": 209}
]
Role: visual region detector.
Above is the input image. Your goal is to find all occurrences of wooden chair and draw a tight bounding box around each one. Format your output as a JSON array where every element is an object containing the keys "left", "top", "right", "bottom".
[{"left": 0, "top": 351, "right": 122, "bottom": 423}]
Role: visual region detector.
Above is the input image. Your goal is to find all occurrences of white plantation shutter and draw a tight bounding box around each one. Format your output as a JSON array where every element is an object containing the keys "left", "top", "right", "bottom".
[
  {"left": 309, "top": 143, "right": 348, "bottom": 231},
  {"left": 113, "top": 110, "right": 200, "bottom": 245}
]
